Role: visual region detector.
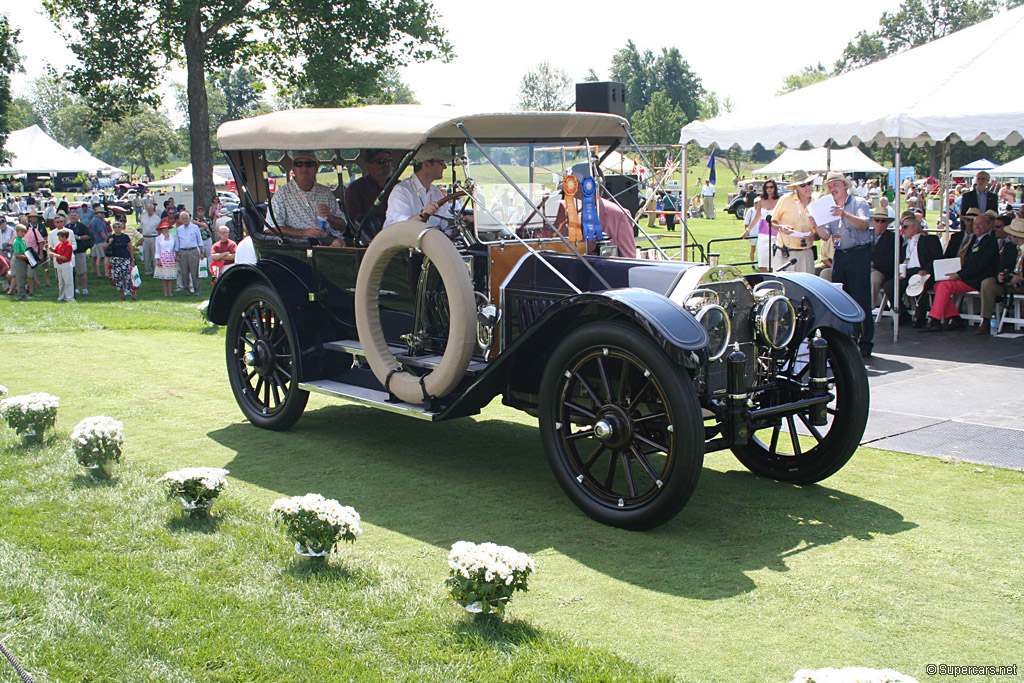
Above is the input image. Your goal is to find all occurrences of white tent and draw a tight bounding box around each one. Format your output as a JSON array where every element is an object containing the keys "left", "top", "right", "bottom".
[
  {"left": 988, "top": 155, "right": 1024, "bottom": 177},
  {"left": 951, "top": 158, "right": 999, "bottom": 178},
  {"left": 681, "top": 5, "right": 1024, "bottom": 150},
  {"left": 148, "top": 164, "right": 232, "bottom": 188},
  {"left": 71, "top": 146, "right": 124, "bottom": 174},
  {"left": 0, "top": 125, "right": 102, "bottom": 174},
  {"left": 753, "top": 147, "right": 886, "bottom": 175}
]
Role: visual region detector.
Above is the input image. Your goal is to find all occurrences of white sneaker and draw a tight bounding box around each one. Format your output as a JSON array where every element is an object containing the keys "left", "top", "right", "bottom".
[
  {"left": 75, "top": 289, "right": 80, "bottom": 294},
  {"left": 82, "top": 289, "right": 89, "bottom": 295}
]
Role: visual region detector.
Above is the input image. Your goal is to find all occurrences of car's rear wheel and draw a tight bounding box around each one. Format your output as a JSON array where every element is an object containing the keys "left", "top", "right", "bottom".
[
  {"left": 539, "top": 322, "right": 704, "bottom": 530},
  {"left": 226, "top": 283, "right": 308, "bottom": 431},
  {"left": 730, "top": 329, "right": 868, "bottom": 483}
]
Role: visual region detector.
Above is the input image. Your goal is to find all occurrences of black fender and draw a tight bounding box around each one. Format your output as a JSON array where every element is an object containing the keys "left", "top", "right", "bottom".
[
  {"left": 435, "top": 287, "right": 709, "bottom": 421},
  {"left": 746, "top": 271, "right": 863, "bottom": 335},
  {"left": 208, "top": 261, "right": 329, "bottom": 381}
]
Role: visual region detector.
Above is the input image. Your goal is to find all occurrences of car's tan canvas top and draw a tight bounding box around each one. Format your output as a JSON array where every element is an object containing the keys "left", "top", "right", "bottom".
[{"left": 216, "top": 105, "right": 629, "bottom": 151}]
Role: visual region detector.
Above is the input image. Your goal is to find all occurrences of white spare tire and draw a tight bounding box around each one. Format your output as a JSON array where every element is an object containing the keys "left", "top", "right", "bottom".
[{"left": 354, "top": 220, "right": 476, "bottom": 405}]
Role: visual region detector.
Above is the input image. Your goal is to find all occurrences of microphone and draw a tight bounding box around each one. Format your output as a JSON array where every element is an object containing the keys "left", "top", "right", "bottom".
[{"left": 777, "top": 258, "right": 798, "bottom": 272}]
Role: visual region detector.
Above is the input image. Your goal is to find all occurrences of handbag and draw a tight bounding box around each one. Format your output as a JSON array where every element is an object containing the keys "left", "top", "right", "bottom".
[
  {"left": 25, "top": 249, "right": 38, "bottom": 268},
  {"left": 198, "top": 257, "right": 209, "bottom": 279},
  {"left": 131, "top": 264, "right": 142, "bottom": 290}
]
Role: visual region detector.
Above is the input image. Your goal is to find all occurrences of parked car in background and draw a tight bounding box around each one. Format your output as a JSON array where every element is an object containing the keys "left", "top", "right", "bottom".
[{"left": 726, "top": 178, "right": 789, "bottom": 219}]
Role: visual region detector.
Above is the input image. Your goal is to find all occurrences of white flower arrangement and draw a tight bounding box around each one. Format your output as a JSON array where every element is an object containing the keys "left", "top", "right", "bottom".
[
  {"left": 446, "top": 541, "right": 535, "bottom": 615},
  {"left": 197, "top": 299, "right": 210, "bottom": 322},
  {"left": 0, "top": 385, "right": 7, "bottom": 399},
  {"left": 270, "top": 493, "right": 362, "bottom": 556},
  {"left": 71, "top": 416, "right": 124, "bottom": 468},
  {"left": 158, "top": 467, "right": 229, "bottom": 510},
  {"left": 1, "top": 392, "right": 60, "bottom": 436},
  {"left": 790, "top": 667, "right": 919, "bottom": 683}
]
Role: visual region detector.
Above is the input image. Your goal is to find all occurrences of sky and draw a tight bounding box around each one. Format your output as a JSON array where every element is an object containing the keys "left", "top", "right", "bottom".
[{"left": 7, "top": 0, "right": 898, "bottom": 118}]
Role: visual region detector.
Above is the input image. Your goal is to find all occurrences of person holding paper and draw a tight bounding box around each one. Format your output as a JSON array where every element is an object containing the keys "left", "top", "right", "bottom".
[
  {"left": 771, "top": 170, "right": 819, "bottom": 273},
  {"left": 812, "top": 171, "right": 874, "bottom": 358},
  {"left": 922, "top": 212, "right": 1000, "bottom": 332}
]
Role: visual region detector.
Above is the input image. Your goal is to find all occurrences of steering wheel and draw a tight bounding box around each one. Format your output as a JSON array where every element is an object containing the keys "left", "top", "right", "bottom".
[{"left": 431, "top": 191, "right": 476, "bottom": 246}]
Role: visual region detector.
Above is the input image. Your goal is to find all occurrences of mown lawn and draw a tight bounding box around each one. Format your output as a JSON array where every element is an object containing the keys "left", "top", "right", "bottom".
[{"left": 2, "top": 243, "right": 1022, "bottom": 683}]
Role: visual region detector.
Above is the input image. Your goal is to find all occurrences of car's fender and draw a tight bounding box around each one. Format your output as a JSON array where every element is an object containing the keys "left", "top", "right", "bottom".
[{"left": 747, "top": 271, "right": 864, "bottom": 334}]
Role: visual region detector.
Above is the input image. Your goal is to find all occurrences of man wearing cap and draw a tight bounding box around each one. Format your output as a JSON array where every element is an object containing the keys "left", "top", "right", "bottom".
[
  {"left": 90, "top": 205, "right": 110, "bottom": 277},
  {"left": 869, "top": 208, "right": 902, "bottom": 309},
  {"left": 385, "top": 145, "right": 465, "bottom": 229},
  {"left": 887, "top": 212, "right": 943, "bottom": 328},
  {"left": 67, "top": 209, "right": 92, "bottom": 294},
  {"left": 923, "top": 211, "right": 1000, "bottom": 332},
  {"left": 960, "top": 171, "right": 997, "bottom": 220},
  {"left": 270, "top": 151, "right": 346, "bottom": 246},
  {"left": 812, "top": 170, "right": 874, "bottom": 358},
  {"left": 345, "top": 149, "right": 394, "bottom": 241}
]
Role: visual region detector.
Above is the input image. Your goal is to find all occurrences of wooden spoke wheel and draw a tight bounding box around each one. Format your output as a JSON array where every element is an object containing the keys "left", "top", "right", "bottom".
[
  {"left": 539, "top": 322, "right": 704, "bottom": 530},
  {"left": 731, "top": 328, "right": 869, "bottom": 483},
  {"left": 226, "top": 283, "right": 308, "bottom": 430}
]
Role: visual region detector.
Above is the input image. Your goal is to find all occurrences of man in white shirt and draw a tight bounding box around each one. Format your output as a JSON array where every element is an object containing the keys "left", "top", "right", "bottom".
[
  {"left": 139, "top": 201, "right": 162, "bottom": 274},
  {"left": 384, "top": 145, "right": 472, "bottom": 229},
  {"left": 270, "top": 151, "right": 346, "bottom": 246},
  {"left": 879, "top": 196, "right": 895, "bottom": 219},
  {"left": 700, "top": 180, "right": 716, "bottom": 219}
]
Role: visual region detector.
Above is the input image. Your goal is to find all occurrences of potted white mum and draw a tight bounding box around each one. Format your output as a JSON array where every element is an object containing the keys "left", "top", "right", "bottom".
[
  {"left": 790, "top": 667, "right": 919, "bottom": 683},
  {"left": 71, "top": 416, "right": 124, "bottom": 477},
  {"left": 158, "top": 467, "right": 230, "bottom": 517},
  {"left": 270, "top": 493, "right": 362, "bottom": 560},
  {"left": 1, "top": 392, "right": 60, "bottom": 445},
  {"left": 446, "top": 541, "right": 535, "bottom": 617}
]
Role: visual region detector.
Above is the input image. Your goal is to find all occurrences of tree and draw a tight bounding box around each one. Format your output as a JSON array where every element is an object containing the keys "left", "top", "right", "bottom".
[
  {"left": 834, "top": 0, "right": 996, "bottom": 73},
  {"left": 609, "top": 41, "right": 704, "bottom": 123},
  {"left": 4, "top": 97, "right": 40, "bottom": 131},
  {"left": 44, "top": 0, "right": 452, "bottom": 228},
  {"left": 516, "top": 61, "right": 572, "bottom": 111},
  {"left": 212, "top": 67, "right": 266, "bottom": 123},
  {"left": 630, "top": 91, "right": 686, "bottom": 165},
  {"left": 0, "top": 14, "right": 21, "bottom": 161},
  {"left": 777, "top": 63, "right": 830, "bottom": 95},
  {"left": 93, "top": 110, "right": 179, "bottom": 179},
  {"left": 367, "top": 68, "right": 418, "bottom": 105}
]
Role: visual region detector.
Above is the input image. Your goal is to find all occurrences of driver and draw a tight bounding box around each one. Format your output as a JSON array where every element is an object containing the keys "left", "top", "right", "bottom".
[
  {"left": 384, "top": 144, "right": 472, "bottom": 229},
  {"left": 270, "top": 151, "right": 346, "bottom": 246}
]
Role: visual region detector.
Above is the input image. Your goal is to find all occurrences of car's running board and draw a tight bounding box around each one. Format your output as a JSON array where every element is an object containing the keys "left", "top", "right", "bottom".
[
  {"left": 324, "top": 339, "right": 489, "bottom": 374},
  {"left": 298, "top": 379, "right": 439, "bottom": 421}
]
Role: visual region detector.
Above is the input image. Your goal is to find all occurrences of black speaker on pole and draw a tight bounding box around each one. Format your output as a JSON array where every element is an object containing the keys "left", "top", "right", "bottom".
[
  {"left": 576, "top": 81, "right": 627, "bottom": 118},
  {"left": 604, "top": 174, "right": 640, "bottom": 219}
]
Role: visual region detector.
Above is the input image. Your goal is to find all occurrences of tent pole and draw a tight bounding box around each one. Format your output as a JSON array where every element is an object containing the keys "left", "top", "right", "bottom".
[
  {"left": 826, "top": 139, "right": 832, "bottom": 172},
  {"left": 942, "top": 138, "right": 952, "bottom": 247},
  {"left": 682, "top": 144, "right": 688, "bottom": 261},
  {"left": 893, "top": 138, "right": 902, "bottom": 342}
]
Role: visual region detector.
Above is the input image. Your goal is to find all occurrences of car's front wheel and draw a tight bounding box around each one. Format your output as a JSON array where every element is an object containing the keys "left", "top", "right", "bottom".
[
  {"left": 539, "top": 322, "right": 704, "bottom": 530},
  {"left": 225, "top": 283, "right": 309, "bottom": 431}
]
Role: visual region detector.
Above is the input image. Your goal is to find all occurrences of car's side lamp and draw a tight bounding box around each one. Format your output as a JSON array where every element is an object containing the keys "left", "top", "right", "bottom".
[
  {"left": 598, "top": 244, "right": 619, "bottom": 257},
  {"left": 708, "top": 253, "right": 720, "bottom": 266}
]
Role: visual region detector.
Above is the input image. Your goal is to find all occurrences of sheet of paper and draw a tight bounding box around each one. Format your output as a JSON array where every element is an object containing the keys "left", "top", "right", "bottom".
[
  {"left": 932, "top": 257, "right": 961, "bottom": 282},
  {"left": 807, "top": 196, "right": 837, "bottom": 226}
]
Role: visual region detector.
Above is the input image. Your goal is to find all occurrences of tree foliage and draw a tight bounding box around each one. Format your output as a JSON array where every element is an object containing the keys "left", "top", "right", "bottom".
[
  {"left": 630, "top": 90, "right": 686, "bottom": 160},
  {"left": 212, "top": 67, "right": 267, "bottom": 124},
  {"left": 44, "top": 0, "right": 452, "bottom": 223},
  {"left": 609, "top": 41, "right": 704, "bottom": 123},
  {"left": 834, "top": 0, "right": 996, "bottom": 73},
  {"left": 5, "top": 97, "right": 40, "bottom": 131},
  {"left": 777, "top": 63, "right": 831, "bottom": 95},
  {"left": 94, "top": 109, "right": 178, "bottom": 178},
  {"left": 516, "top": 61, "right": 572, "bottom": 111},
  {"left": 0, "top": 14, "right": 21, "bottom": 161}
]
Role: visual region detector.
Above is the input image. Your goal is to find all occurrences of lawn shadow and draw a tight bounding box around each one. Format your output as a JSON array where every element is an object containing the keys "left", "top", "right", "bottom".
[
  {"left": 165, "top": 512, "right": 224, "bottom": 534},
  {"left": 448, "top": 614, "right": 542, "bottom": 652},
  {"left": 211, "top": 404, "right": 918, "bottom": 600},
  {"left": 280, "top": 557, "right": 377, "bottom": 585},
  {"left": 70, "top": 473, "right": 121, "bottom": 488}
]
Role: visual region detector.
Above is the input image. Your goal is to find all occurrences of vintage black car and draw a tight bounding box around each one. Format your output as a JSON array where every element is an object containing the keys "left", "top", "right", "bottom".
[{"left": 208, "top": 106, "right": 869, "bottom": 530}]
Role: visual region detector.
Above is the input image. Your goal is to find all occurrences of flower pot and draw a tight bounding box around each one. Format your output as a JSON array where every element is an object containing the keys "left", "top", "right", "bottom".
[
  {"left": 85, "top": 460, "right": 115, "bottom": 479},
  {"left": 294, "top": 542, "right": 331, "bottom": 561},
  {"left": 459, "top": 596, "right": 509, "bottom": 616},
  {"left": 180, "top": 498, "right": 213, "bottom": 518},
  {"left": 20, "top": 424, "right": 42, "bottom": 447}
]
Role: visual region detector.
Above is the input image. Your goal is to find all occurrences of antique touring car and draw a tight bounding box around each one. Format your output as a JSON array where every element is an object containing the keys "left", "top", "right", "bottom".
[{"left": 209, "top": 106, "right": 869, "bottom": 530}]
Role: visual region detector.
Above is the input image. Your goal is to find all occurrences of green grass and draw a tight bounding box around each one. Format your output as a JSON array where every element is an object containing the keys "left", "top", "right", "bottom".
[{"left": 2, "top": 224, "right": 1023, "bottom": 683}]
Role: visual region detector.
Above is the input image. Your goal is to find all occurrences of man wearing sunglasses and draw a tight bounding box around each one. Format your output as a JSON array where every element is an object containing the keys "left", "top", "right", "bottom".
[
  {"left": 271, "top": 151, "right": 347, "bottom": 246},
  {"left": 345, "top": 149, "right": 394, "bottom": 239}
]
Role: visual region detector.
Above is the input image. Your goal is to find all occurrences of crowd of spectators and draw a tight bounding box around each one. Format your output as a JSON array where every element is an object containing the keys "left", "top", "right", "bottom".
[{"left": 1, "top": 189, "right": 235, "bottom": 302}]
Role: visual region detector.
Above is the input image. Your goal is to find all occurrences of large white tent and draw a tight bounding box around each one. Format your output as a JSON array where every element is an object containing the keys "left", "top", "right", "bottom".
[
  {"left": 681, "top": 5, "right": 1024, "bottom": 150},
  {"left": 71, "top": 145, "right": 124, "bottom": 174},
  {"left": 753, "top": 147, "right": 886, "bottom": 175},
  {"left": 988, "top": 155, "right": 1024, "bottom": 178},
  {"left": 0, "top": 125, "right": 102, "bottom": 174},
  {"left": 148, "top": 164, "right": 232, "bottom": 188}
]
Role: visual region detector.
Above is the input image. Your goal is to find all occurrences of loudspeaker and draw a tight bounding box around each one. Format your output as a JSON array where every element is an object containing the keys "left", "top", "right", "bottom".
[
  {"left": 576, "top": 81, "right": 627, "bottom": 118},
  {"left": 604, "top": 174, "right": 640, "bottom": 218}
]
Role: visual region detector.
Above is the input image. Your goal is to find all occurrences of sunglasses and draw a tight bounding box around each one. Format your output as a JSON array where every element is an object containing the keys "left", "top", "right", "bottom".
[
  {"left": 293, "top": 160, "right": 317, "bottom": 168},
  {"left": 371, "top": 157, "right": 392, "bottom": 165},
  {"left": 798, "top": 182, "right": 812, "bottom": 187},
  {"left": 872, "top": 218, "right": 889, "bottom": 222}
]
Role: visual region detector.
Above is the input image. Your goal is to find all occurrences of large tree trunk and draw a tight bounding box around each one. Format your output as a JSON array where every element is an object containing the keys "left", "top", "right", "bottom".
[{"left": 184, "top": 14, "right": 213, "bottom": 217}]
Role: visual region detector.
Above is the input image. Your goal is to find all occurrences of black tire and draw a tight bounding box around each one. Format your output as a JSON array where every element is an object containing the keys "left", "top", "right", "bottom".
[
  {"left": 225, "top": 283, "right": 309, "bottom": 431},
  {"left": 731, "top": 329, "right": 868, "bottom": 483},
  {"left": 539, "top": 322, "right": 704, "bottom": 530}
]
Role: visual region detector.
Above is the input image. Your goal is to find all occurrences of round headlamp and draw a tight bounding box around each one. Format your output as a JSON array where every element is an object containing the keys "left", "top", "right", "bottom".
[
  {"left": 695, "top": 304, "right": 731, "bottom": 361},
  {"left": 755, "top": 296, "right": 796, "bottom": 349}
]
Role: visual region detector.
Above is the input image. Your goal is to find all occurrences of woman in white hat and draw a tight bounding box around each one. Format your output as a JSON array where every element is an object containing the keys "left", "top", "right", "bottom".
[{"left": 770, "top": 170, "right": 819, "bottom": 273}]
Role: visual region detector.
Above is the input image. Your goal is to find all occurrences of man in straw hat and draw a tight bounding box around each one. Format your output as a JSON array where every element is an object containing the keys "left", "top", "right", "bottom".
[
  {"left": 976, "top": 216, "right": 1024, "bottom": 333},
  {"left": 887, "top": 212, "right": 943, "bottom": 328},
  {"left": 869, "top": 207, "right": 901, "bottom": 311},
  {"left": 771, "top": 170, "right": 819, "bottom": 274},
  {"left": 812, "top": 170, "right": 874, "bottom": 358}
]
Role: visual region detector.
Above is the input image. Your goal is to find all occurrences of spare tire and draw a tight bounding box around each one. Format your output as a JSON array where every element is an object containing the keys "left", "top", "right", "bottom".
[{"left": 354, "top": 220, "right": 476, "bottom": 405}]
